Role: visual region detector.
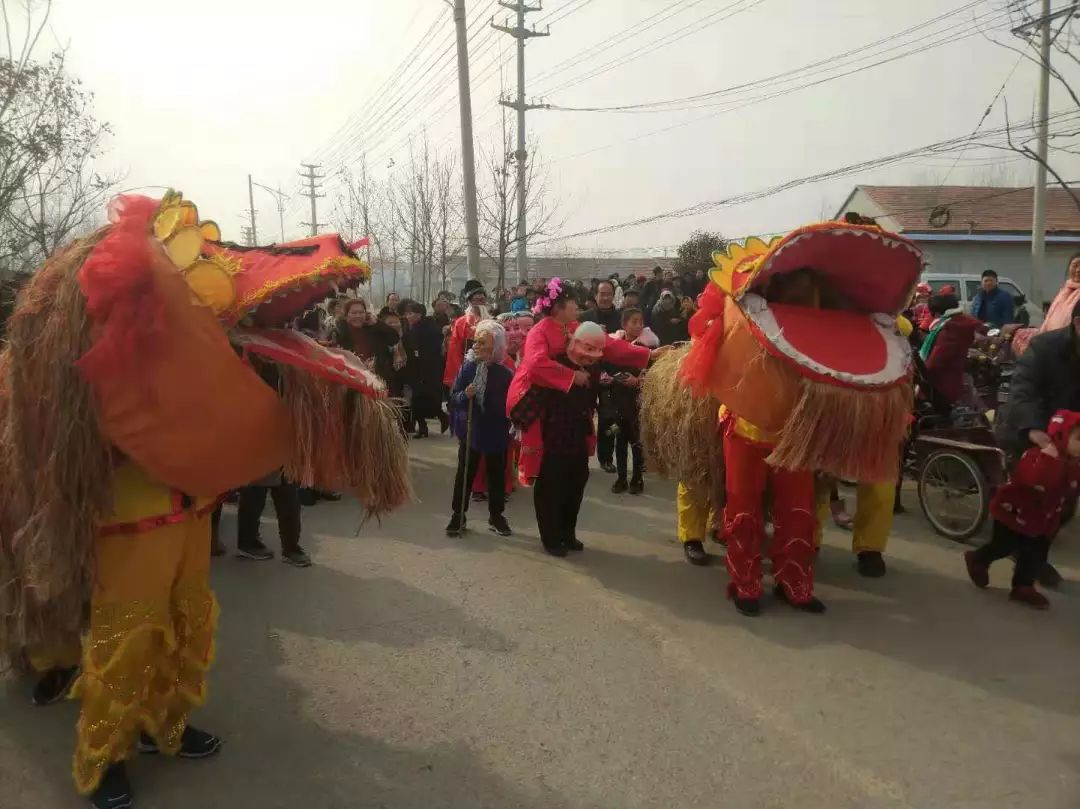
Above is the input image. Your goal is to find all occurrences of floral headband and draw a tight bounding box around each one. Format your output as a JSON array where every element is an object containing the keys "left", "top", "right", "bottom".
[{"left": 532, "top": 277, "right": 565, "bottom": 315}]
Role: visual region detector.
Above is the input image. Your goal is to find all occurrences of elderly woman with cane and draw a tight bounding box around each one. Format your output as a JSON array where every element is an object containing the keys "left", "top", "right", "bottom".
[{"left": 446, "top": 319, "right": 515, "bottom": 537}]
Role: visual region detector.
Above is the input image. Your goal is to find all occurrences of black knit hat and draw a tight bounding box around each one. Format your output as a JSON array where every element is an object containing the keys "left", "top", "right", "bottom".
[{"left": 461, "top": 279, "right": 487, "bottom": 302}]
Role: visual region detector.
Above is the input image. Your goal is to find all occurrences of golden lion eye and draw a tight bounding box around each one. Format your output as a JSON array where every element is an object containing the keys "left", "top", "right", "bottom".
[
  {"left": 184, "top": 260, "right": 236, "bottom": 315},
  {"left": 165, "top": 226, "right": 205, "bottom": 270},
  {"left": 153, "top": 206, "right": 182, "bottom": 241},
  {"left": 199, "top": 220, "right": 221, "bottom": 242}
]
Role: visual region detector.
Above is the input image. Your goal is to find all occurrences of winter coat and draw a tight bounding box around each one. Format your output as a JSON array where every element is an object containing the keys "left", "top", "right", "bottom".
[
  {"left": 971, "top": 286, "right": 1015, "bottom": 328},
  {"left": 333, "top": 320, "right": 400, "bottom": 389},
  {"left": 403, "top": 316, "right": 445, "bottom": 401},
  {"left": 990, "top": 410, "right": 1080, "bottom": 538},
  {"left": 996, "top": 325, "right": 1080, "bottom": 454},
  {"left": 451, "top": 359, "right": 513, "bottom": 454}
]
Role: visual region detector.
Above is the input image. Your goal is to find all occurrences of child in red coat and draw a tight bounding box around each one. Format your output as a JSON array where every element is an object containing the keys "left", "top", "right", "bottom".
[{"left": 964, "top": 410, "right": 1080, "bottom": 609}]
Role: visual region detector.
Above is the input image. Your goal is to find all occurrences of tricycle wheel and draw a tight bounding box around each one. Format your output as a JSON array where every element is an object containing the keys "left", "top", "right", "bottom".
[{"left": 918, "top": 449, "right": 989, "bottom": 543}]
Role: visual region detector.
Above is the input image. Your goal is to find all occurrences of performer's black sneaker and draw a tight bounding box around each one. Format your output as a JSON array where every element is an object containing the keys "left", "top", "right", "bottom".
[
  {"left": 628, "top": 477, "right": 644, "bottom": 495},
  {"left": 683, "top": 540, "right": 709, "bottom": 567},
  {"left": 446, "top": 513, "right": 466, "bottom": 537},
  {"left": 90, "top": 762, "right": 132, "bottom": 809},
  {"left": 282, "top": 547, "right": 312, "bottom": 568},
  {"left": 600, "top": 462, "right": 617, "bottom": 474},
  {"left": 236, "top": 541, "right": 273, "bottom": 561},
  {"left": 32, "top": 665, "right": 79, "bottom": 707},
  {"left": 733, "top": 597, "right": 761, "bottom": 617},
  {"left": 138, "top": 727, "right": 222, "bottom": 759},
  {"left": 611, "top": 478, "right": 628, "bottom": 494},
  {"left": 488, "top": 515, "right": 512, "bottom": 537},
  {"left": 541, "top": 541, "right": 568, "bottom": 558},
  {"left": 773, "top": 585, "right": 827, "bottom": 614},
  {"left": 564, "top": 536, "right": 585, "bottom": 552},
  {"left": 856, "top": 551, "right": 887, "bottom": 578}
]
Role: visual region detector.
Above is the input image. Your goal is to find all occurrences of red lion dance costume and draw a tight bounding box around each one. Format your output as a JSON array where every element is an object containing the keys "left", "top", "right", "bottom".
[
  {"left": 680, "top": 220, "right": 922, "bottom": 615},
  {"left": 0, "top": 191, "right": 411, "bottom": 806}
]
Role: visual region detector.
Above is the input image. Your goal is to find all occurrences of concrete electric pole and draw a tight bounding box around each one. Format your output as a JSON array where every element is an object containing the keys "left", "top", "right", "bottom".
[
  {"left": 493, "top": 2, "right": 549, "bottom": 284},
  {"left": 1029, "top": 0, "right": 1052, "bottom": 308},
  {"left": 246, "top": 174, "right": 258, "bottom": 246},
  {"left": 449, "top": 0, "right": 483, "bottom": 281},
  {"left": 299, "top": 163, "right": 326, "bottom": 238}
]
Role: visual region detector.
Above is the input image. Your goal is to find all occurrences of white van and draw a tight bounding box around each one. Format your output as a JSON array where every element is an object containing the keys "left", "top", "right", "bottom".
[{"left": 921, "top": 272, "right": 1044, "bottom": 327}]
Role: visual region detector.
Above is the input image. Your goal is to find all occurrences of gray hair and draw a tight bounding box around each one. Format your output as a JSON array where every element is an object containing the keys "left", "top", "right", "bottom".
[
  {"left": 473, "top": 318, "right": 507, "bottom": 363},
  {"left": 572, "top": 321, "right": 605, "bottom": 342}
]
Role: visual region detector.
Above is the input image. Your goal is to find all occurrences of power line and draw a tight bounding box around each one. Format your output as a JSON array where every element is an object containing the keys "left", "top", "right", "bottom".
[
  {"left": 539, "top": 0, "right": 767, "bottom": 97},
  {"left": 530, "top": 0, "right": 707, "bottom": 85},
  {"left": 551, "top": 2, "right": 1023, "bottom": 162},
  {"left": 548, "top": 1, "right": 1016, "bottom": 113},
  {"left": 537, "top": 110, "right": 1080, "bottom": 243}
]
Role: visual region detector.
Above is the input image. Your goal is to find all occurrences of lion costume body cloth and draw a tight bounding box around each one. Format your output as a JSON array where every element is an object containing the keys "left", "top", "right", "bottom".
[
  {"left": 646, "top": 220, "right": 923, "bottom": 603},
  {"left": 0, "top": 192, "right": 411, "bottom": 794}
]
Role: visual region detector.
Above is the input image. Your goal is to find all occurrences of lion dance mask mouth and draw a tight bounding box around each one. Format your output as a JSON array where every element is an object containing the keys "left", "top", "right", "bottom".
[{"left": 680, "top": 220, "right": 924, "bottom": 482}]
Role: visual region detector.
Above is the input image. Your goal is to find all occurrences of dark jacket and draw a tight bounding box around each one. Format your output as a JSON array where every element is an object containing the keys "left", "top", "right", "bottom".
[
  {"left": 651, "top": 298, "right": 690, "bottom": 345},
  {"left": 971, "top": 286, "right": 1014, "bottom": 328},
  {"left": 451, "top": 359, "right": 513, "bottom": 454},
  {"left": 996, "top": 325, "right": 1080, "bottom": 454},
  {"left": 581, "top": 305, "right": 622, "bottom": 334},
  {"left": 404, "top": 317, "right": 445, "bottom": 399},
  {"left": 333, "top": 320, "right": 400, "bottom": 387}
]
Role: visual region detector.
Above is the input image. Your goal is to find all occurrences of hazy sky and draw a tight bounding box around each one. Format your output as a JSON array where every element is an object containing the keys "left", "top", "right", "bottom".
[{"left": 16, "top": 0, "right": 1080, "bottom": 255}]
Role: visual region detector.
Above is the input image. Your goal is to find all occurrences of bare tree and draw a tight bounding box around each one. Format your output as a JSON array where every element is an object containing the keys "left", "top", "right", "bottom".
[
  {"left": 387, "top": 134, "right": 462, "bottom": 304},
  {"left": 477, "top": 108, "right": 561, "bottom": 291},
  {"left": 979, "top": 2, "right": 1080, "bottom": 210},
  {"left": 1, "top": 2, "right": 120, "bottom": 273}
]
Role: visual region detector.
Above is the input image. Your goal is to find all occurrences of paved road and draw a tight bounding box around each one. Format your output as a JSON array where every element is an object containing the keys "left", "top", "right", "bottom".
[{"left": 3, "top": 434, "right": 1079, "bottom": 808}]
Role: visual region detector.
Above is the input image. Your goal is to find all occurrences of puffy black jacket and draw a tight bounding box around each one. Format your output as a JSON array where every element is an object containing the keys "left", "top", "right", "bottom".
[{"left": 996, "top": 325, "right": 1080, "bottom": 454}]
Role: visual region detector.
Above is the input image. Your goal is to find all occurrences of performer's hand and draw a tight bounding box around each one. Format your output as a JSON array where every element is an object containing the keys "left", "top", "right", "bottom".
[
  {"left": 1029, "top": 429, "right": 1051, "bottom": 449},
  {"left": 621, "top": 375, "right": 640, "bottom": 388},
  {"left": 443, "top": 325, "right": 451, "bottom": 335},
  {"left": 599, "top": 373, "right": 613, "bottom": 386},
  {"left": 649, "top": 345, "right": 674, "bottom": 363},
  {"left": 465, "top": 383, "right": 477, "bottom": 399},
  {"left": 572, "top": 370, "right": 590, "bottom": 387}
]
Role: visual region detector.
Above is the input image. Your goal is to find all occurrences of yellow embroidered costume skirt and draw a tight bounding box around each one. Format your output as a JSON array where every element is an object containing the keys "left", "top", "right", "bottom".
[{"left": 71, "top": 464, "right": 219, "bottom": 795}]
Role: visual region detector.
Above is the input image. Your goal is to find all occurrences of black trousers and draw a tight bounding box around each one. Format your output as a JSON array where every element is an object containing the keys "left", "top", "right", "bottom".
[
  {"left": 596, "top": 416, "right": 615, "bottom": 465},
  {"left": 237, "top": 482, "right": 302, "bottom": 553},
  {"left": 614, "top": 417, "right": 643, "bottom": 481},
  {"left": 534, "top": 452, "right": 590, "bottom": 549},
  {"left": 972, "top": 520, "right": 1050, "bottom": 588},
  {"left": 451, "top": 441, "right": 507, "bottom": 518}
]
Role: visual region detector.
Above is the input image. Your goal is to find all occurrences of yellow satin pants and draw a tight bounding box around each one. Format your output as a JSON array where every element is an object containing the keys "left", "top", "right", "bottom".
[
  {"left": 676, "top": 480, "right": 712, "bottom": 543},
  {"left": 815, "top": 480, "right": 894, "bottom": 554},
  {"left": 71, "top": 509, "right": 218, "bottom": 795}
]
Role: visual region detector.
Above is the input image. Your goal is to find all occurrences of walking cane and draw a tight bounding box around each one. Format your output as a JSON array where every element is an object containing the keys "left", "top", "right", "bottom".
[{"left": 454, "top": 395, "right": 476, "bottom": 530}]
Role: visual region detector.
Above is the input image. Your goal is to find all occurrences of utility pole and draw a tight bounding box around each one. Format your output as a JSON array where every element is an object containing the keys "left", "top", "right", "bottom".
[
  {"left": 240, "top": 225, "right": 255, "bottom": 247},
  {"left": 494, "top": 2, "right": 549, "bottom": 284},
  {"left": 246, "top": 174, "right": 258, "bottom": 245},
  {"left": 1029, "top": 0, "right": 1052, "bottom": 308},
  {"left": 299, "top": 163, "right": 326, "bottom": 237},
  {"left": 253, "top": 180, "right": 290, "bottom": 242},
  {"left": 449, "top": 0, "right": 482, "bottom": 281}
]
